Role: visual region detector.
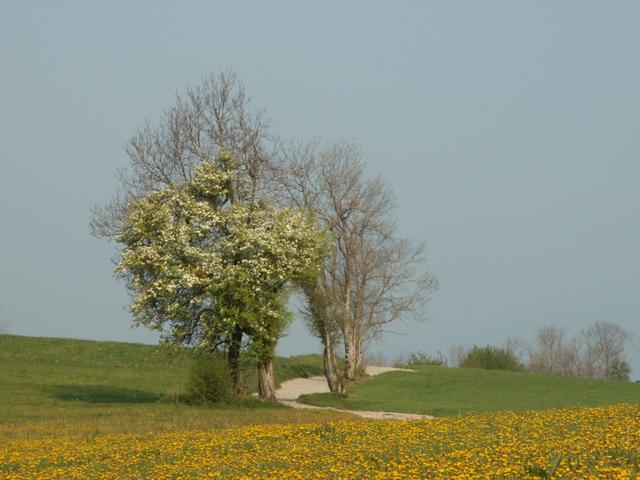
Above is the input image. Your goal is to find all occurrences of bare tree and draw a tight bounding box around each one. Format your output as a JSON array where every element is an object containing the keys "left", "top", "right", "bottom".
[
  {"left": 528, "top": 325, "right": 567, "bottom": 375},
  {"left": 557, "top": 336, "right": 583, "bottom": 377},
  {"left": 527, "top": 322, "right": 631, "bottom": 380},
  {"left": 582, "top": 321, "right": 630, "bottom": 380},
  {"left": 273, "top": 139, "right": 437, "bottom": 387}
]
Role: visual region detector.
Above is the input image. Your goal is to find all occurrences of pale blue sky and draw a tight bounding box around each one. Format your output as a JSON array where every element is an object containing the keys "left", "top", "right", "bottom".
[{"left": 1, "top": 1, "right": 639, "bottom": 376}]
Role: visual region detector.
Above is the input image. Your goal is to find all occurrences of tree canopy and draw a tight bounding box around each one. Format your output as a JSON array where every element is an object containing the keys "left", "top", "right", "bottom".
[
  {"left": 93, "top": 72, "right": 437, "bottom": 396},
  {"left": 115, "top": 151, "right": 328, "bottom": 398}
]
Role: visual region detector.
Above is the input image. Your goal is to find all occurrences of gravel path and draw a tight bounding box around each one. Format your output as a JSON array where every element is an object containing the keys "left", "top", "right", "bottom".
[{"left": 275, "top": 366, "right": 433, "bottom": 421}]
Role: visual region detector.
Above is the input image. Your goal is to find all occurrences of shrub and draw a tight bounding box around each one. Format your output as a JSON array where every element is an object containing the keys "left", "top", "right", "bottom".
[
  {"left": 393, "top": 351, "right": 447, "bottom": 367},
  {"left": 407, "top": 351, "right": 447, "bottom": 367},
  {"left": 187, "top": 353, "right": 233, "bottom": 404},
  {"left": 608, "top": 359, "right": 631, "bottom": 381},
  {"left": 460, "top": 345, "right": 522, "bottom": 371}
]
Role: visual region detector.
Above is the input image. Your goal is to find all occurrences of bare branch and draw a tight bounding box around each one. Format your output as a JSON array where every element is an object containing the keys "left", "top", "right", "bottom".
[
  {"left": 272, "top": 139, "right": 438, "bottom": 381},
  {"left": 91, "top": 71, "right": 275, "bottom": 239}
]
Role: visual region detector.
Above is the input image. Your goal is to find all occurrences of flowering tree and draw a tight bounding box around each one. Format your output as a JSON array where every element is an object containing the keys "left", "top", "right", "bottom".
[{"left": 116, "top": 152, "right": 327, "bottom": 399}]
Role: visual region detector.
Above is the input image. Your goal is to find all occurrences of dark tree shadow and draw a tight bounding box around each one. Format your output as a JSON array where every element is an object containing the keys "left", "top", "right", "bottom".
[{"left": 48, "top": 384, "right": 161, "bottom": 404}]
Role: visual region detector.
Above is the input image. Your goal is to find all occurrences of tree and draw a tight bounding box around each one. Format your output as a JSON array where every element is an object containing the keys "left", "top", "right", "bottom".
[
  {"left": 527, "top": 322, "right": 632, "bottom": 380},
  {"left": 92, "top": 72, "right": 284, "bottom": 394},
  {"left": 582, "top": 321, "right": 630, "bottom": 380},
  {"left": 528, "top": 325, "right": 585, "bottom": 377},
  {"left": 528, "top": 326, "right": 569, "bottom": 375},
  {"left": 273, "top": 140, "right": 437, "bottom": 387},
  {"left": 115, "top": 152, "right": 327, "bottom": 399}
]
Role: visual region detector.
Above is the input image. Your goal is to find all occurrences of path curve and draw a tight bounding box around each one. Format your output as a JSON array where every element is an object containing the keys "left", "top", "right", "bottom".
[{"left": 275, "top": 366, "right": 433, "bottom": 421}]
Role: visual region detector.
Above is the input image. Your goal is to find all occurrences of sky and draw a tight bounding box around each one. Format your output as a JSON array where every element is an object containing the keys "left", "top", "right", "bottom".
[{"left": 1, "top": 1, "right": 639, "bottom": 377}]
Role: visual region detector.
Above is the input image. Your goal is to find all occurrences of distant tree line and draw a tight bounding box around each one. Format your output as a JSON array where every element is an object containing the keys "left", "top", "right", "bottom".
[
  {"left": 446, "top": 321, "right": 633, "bottom": 381},
  {"left": 527, "top": 322, "right": 631, "bottom": 381}
]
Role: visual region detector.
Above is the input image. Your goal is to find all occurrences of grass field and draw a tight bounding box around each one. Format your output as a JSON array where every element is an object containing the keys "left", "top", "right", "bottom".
[
  {"left": 2, "top": 334, "right": 640, "bottom": 478},
  {"left": 0, "top": 334, "right": 346, "bottom": 441},
  {"left": 299, "top": 364, "right": 640, "bottom": 416}
]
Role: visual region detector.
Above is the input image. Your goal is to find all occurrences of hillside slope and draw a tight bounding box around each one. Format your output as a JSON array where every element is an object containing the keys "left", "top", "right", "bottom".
[
  {"left": 299, "top": 364, "right": 640, "bottom": 416},
  {"left": 0, "top": 334, "right": 336, "bottom": 440}
]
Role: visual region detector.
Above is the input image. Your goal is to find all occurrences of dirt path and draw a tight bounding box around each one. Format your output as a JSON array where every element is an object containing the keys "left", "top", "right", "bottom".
[{"left": 275, "top": 366, "right": 433, "bottom": 421}]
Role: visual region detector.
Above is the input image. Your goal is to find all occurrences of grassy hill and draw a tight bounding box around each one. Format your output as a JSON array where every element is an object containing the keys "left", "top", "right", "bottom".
[
  {"left": 0, "top": 334, "right": 342, "bottom": 440},
  {"left": 299, "top": 364, "right": 640, "bottom": 416},
  {"left": 4, "top": 333, "right": 639, "bottom": 443}
]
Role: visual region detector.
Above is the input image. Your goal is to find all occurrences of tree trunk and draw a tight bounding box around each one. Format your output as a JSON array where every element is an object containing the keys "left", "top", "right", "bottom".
[
  {"left": 344, "top": 331, "right": 358, "bottom": 381},
  {"left": 322, "top": 329, "right": 341, "bottom": 393},
  {"left": 301, "top": 275, "right": 343, "bottom": 392},
  {"left": 227, "top": 327, "right": 243, "bottom": 392},
  {"left": 257, "top": 358, "right": 276, "bottom": 400},
  {"left": 354, "top": 338, "right": 364, "bottom": 375}
]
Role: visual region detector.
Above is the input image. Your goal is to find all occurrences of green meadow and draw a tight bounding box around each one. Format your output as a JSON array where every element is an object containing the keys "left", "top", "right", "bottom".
[
  {"left": 299, "top": 363, "right": 640, "bottom": 416},
  {"left": 0, "top": 334, "right": 344, "bottom": 441}
]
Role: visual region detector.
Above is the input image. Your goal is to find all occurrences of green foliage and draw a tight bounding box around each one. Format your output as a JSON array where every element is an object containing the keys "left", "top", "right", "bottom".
[
  {"left": 406, "top": 351, "right": 446, "bottom": 367},
  {"left": 298, "top": 364, "right": 640, "bottom": 416},
  {"left": 187, "top": 353, "right": 233, "bottom": 404},
  {"left": 115, "top": 151, "right": 329, "bottom": 362},
  {"left": 608, "top": 359, "right": 631, "bottom": 381},
  {"left": 460, "top": 345, "right": 522, "bottom": 371}
]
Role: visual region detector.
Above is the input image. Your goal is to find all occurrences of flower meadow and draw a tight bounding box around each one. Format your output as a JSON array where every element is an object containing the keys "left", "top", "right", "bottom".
[{"left": 1, "top": 403, "right": 638, "bottom": 479}]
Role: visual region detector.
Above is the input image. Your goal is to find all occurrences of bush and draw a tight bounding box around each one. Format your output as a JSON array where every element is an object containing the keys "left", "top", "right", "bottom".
[
  {"left": 407, "top": 351, "right": 447, "bottom": 367},
  {"left": 187, "top": 353, "right": 233, "bottom": 404},
  {"left": 393, "top": 351, "right": 447, "bottom": 367},
  {"left": 608, "top": 359, "right": 631, "bottom": 381},
  {"left": 460, "top": 345, "right": 522, "bottom": 371}
]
